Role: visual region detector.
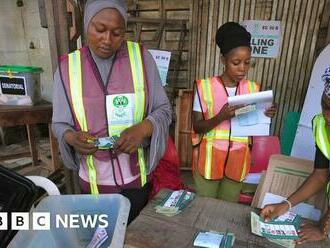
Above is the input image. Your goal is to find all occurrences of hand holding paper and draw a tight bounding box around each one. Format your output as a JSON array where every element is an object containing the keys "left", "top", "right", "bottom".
[{"left": 228, "top": 90, "right": 273, "bottom": 136}]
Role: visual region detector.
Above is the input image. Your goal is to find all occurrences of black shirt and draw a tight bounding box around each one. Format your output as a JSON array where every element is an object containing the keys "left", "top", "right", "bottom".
[{"left": 314, "top": 145, "right": 330, "bottom": 169}]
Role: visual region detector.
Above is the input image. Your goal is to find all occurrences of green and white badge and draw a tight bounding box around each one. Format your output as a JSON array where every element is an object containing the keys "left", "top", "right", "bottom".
[{"left": 106, "top": 93, "right": 134, "bottom": 127}]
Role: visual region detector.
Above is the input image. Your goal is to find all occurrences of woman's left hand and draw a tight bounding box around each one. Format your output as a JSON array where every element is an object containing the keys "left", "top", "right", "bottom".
[
  {"left": 115, "top": 120, "right": 153, "bottom": 154},
  {"left": 264, "top": 103, "right": 277, "bottom": 118}
]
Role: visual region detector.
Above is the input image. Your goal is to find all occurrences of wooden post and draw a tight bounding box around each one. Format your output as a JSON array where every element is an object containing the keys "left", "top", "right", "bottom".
[
  {"left": 44, "top": 0, "right": 70, "bottom": 73},
  {"left": 49, "top": 124, "right": 61, "bottom": 171},
  {"left": 26, "top": 125, "right": 39, "bottom": 167},
  {"left": 315, "top": 0, "right": 330, "bottom": 56}
]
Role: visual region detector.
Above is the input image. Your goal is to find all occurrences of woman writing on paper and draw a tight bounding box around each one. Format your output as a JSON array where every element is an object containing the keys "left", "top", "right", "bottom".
[
  {"left": 261, "top": 67, "right": 330, "bottom": 244},
  {"left": 192, "top": 22, "right": 277, "bottom": 202}
]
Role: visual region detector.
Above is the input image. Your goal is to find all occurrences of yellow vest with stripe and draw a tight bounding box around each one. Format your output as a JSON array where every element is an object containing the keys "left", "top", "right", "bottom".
[{"left": 312, "top": 113, "right": 330, "bottom": 203}]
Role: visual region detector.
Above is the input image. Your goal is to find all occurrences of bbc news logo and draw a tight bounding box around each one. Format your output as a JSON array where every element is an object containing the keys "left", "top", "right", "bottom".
[{"left": 0, "top": 212, "right": 108, "bottom": 230}]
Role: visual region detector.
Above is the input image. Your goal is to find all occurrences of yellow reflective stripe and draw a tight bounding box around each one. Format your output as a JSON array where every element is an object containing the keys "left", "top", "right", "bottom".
[
  {"left": 248, "top": 80, "right": 256, "bottom": 93},
  {"left": 68, "top": 50, "right": 98, "bottom": 194},
  {"left": 68, "top": 51, "right": 88, "bottom": 131},
  {"left": 138, "top": 148, "right": 146, "bottom": 185},
  {"left": 204, "top": 130, "right": 248, "bottom": 143},
  {"left": 203, "top": 135, "right": 248, "bottom": 143},
  {"left": 314, "top": 115, "right": 330, "bottom": 160},
  {"left": 199, "top": 78, "right": 214, "bottom": 179},
  {"left": 127, "top": 41, "right": 147, "bottom": 186},
  {"left": 204, "top": 133, "right": 214, "bottom": 179},
  {"left": 86, "top": 155, "right": 99, "bottom": 194},
  {"left": 127, "top": 41, "right": 145, "bottom": 122},
  {"left": 108, "top": 125, "right": 130, "bottom": 137},
  {"left": 240, "top": 147, "right": 250, "bottom": 181},
  {"left": 200, "top": 78, "right": 214, "bottom": 118},
  {"left": 230, "top": 137, "right": 248, "bottom": 143}
]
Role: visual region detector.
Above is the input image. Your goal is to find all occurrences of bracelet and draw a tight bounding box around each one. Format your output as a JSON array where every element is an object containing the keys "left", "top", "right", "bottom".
[{"left": 282, "top": 199, "right": 292, "bottom": 210}]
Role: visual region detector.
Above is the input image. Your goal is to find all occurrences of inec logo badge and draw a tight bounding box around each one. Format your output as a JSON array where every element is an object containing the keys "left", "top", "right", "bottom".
[
  {"left": 113, "top": 95, "right": 129, "bottom": 118},
  {"left": 113, "top": 96, "right": 129, "bottom": 108}
]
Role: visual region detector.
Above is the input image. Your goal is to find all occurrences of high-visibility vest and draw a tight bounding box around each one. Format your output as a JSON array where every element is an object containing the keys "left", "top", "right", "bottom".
[
  {"left": 192, "top": 77, "right": 260, "bottom": 181},
  {"left": 312, "top": 113, "right": 330, "bottom": 204},
  {"left": 67, "top": 41, "right": 147, "bottom": 194}
]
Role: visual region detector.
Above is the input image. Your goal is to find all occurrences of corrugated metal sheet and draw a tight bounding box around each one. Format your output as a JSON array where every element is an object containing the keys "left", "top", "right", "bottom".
[{"left": 189, "top": 0, "right": 328, "bottom": 135}]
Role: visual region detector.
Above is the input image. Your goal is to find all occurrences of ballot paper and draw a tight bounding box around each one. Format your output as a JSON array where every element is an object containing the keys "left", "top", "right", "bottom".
[
  {"left": 228, "top": 90, "right": 273, "bottom": 136},
  {"left": 193, "top": 231, "right": 235, "bottom": 248},
  {"left": 155, "top": 190, "right": 195, "bottom": 217},
  {"left": 251, "top": 211, "right": 301, "bottom": 240},
  {"left": 251, "top": 211, "right": 301, "bottom": 248},
  {"left": 88, "top": 136, "right": 119, "bottom": 150},
  {"left": 266, "top": 237, "right": 296, "bottom": 248},
  {"left": 86, "top": 227, "right": 108, "bottom": 248}
]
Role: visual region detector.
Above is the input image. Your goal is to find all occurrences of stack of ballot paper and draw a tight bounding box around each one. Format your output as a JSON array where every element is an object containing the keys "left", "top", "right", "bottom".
[
  {"left": 155, "top": 190, "right": 195, "bottom": 217},
  {"left": 251, "top": 211, "right": 302, "bottom": 248},
  {"left": 193, "top": 230, "right": 235, "bottom": 248},
  {"left": 88, "top": 136, "right": 119, "bottom": 149}
]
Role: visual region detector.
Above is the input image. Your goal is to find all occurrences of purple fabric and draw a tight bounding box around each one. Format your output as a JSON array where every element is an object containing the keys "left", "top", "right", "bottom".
[{"left": 79, "top": 174, "right": 152, "bottom": 193}]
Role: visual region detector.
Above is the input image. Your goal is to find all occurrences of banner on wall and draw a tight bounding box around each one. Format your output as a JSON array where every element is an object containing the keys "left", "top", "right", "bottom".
[
  {"left": 241, "top": 20, "right": 281, "bottom": 58},
  {"left": 148, "top": 49, "right": 171, "bottom": 86}
]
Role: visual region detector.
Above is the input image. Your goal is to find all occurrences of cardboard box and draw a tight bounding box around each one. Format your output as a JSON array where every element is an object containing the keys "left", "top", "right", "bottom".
[{"left": 252, "top": 154, "right": 327, "bottom": 214}]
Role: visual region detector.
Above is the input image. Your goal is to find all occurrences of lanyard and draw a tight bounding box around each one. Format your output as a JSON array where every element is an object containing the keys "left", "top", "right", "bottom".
[{"left": 88, "top": 47, "right": 117, "bottom": 95}]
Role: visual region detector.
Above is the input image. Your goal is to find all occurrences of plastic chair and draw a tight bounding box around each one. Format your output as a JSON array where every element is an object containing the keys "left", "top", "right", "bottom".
[
  {"left": 25, "top": 176, "right": 60, "bottom": 196},
  {"left": 250, "top": 136, "right": 280, "bottom": 173},
  {"left": 239, "top": 136, "right": 280, "bottom": 205}
]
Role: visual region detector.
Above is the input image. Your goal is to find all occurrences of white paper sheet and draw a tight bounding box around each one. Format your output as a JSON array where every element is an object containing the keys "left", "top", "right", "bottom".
[
  {"left": 193, "top": 231, "right": 223, "bottom": 248},
  {"left": 228, "top": 90, "right": 273, "bottom": 106},
  {"left": 261, "top": 192, "right": 321, "bottom": 221},
  {"left": 243, "top": 173, "right": 262, "bottom": 184},
  {"left": 228, "top": 90, "right": 273, "bottom": 136}
]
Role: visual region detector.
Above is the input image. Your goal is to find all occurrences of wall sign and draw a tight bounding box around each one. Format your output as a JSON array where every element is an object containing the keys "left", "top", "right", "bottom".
[
  {"left": 242, "top": 20, "right": 281, "bottom": 58},
  {"left": 148, "top": 49, "right": 171, "bottom": 86}
]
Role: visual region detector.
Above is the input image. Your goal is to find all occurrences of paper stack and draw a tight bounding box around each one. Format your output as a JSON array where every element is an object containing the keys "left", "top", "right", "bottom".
[
  {"left": 193, "top": 230, "right": 235, "bottom": 248},
  {"left": 155, "top": 190, "right": 195, "bottom": 217},
  {"left": 251, "top": 211, "right": 302, "bottom": 248}
]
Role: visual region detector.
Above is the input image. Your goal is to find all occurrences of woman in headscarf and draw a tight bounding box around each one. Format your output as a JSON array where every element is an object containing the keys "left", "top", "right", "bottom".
[
  {"left": 191, "top": 22, "right": 276, "bottom": 202},
  {"left": 52, "top": 0, "right": 172, "bottom": 223},
  {"left": 262, "top": 67, "right": 330, "bottom": 244}
]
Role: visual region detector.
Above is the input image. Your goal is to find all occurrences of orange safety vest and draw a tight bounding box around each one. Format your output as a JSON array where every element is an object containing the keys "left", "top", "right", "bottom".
[{"left": 192, "top": 77, "right": 260, "bottom": 181}]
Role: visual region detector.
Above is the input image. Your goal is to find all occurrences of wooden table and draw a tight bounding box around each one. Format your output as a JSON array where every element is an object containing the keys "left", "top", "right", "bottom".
[
  {"left": 0, "top": 102, "right": 60, "bottom": 172},
  {"left": 125, "top": 190, "right": 330, "bottom": 248}
]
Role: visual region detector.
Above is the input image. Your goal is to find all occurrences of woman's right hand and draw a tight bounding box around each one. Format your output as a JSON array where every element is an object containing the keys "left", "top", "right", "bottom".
[
  {"left": 64, "top": 130, "right": 98, "bottom": 155},
  {"left": 217, "top": 103, "right": 241, "bottom": 121},
  {"left": 260, "top": 202, "right": 290, "bottom": 222}
]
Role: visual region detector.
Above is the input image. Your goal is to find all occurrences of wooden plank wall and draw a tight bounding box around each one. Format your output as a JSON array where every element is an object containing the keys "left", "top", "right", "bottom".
[
  {"left": 189, "top": 0, "right": 329, "bottom": 136},
  {"left": 126, "top": 0, "right": 190, "bottom": 89}
]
